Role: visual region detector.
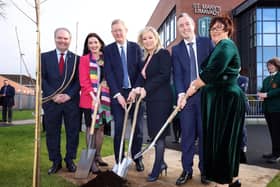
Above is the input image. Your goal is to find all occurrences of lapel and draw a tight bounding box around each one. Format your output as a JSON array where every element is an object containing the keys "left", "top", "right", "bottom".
[
  {"left": 112, "top": 43, "right": 124, "bottom": 76},
  {"left": 196, "top": 37, "right": 203, "bottom": 67},
  {"left": 178, "top": 41, "right": 189, "bottom": 71},
  {"left": 126, "top": 42, "right": 133, "bottom": 75},
  {"left": 50, "top": 50, "right": 60, "bottom": 75}
]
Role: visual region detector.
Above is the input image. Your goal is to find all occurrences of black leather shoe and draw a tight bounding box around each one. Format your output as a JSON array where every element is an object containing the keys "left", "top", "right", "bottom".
[
  {"left": 176, "top": 171, "right": 192, "bottom": 185},
  {"left": 48, "top": 162, "right": 62, "bottom": 175},
  {"left": 65, "top": 159, "right": 77, "bottom": 172},
  {"left": 262, "top": 153, "right": 274, "bottom": 159},
  {"left": 201, "top": 175, "right": 210, "bottom": 185},
  {"left": 266, "top": 156, "right": 280, "bottom": 163},
  {"left": 135, "top": 159, "right": 144, "bottom": 172},
  {"left": 229, "top": 179, "right": 241, "bottom": 187}
]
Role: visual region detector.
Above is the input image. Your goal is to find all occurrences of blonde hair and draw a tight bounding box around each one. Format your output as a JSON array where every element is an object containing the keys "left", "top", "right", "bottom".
[{"left": 137, "top": 26, "right": 162, "bottom": 59}]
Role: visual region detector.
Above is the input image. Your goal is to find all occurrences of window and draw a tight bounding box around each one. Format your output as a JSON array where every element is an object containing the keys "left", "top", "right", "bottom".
[
  {"left": 263, "top": 34, "right": 276, "bottom": 46},
  {"left": 263, "top": 22, "right": 276, "bottom": 33},
  {"left": 158, "top": 8, "right": 176, "bottom": 48},
  {"left": 253, "top": 8, "right": 279, "bottom": 90},
  {"left": 263, "top": 47, "right": 276, "bottom": 61},
  {"left": 263, "top": 8, "right": 276, "bottom": 21}
]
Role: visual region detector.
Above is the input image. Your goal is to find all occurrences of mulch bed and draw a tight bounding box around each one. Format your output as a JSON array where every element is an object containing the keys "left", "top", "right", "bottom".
[{"left": 81, "top": 170, "right": 131, "bottom": 187}]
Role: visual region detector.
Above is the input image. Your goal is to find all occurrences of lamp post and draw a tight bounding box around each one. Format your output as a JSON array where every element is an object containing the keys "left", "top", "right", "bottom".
[{"left": 15, "top": 26, "right": 23, "bottom": 110}]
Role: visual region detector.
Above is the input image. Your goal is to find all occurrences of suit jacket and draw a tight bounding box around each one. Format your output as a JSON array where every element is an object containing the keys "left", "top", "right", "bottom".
[
  {"left": 104, "top": 41, "right": 143, "bottom": 98},
  {"left": 0, "top": 84, "right": 15, "bottom": 106},
  {"left": 172, "top": 37, "right": 214, "bottom": 98},
  {"left": 238, "top": 75, "right": 250, "bottom": 112},
  {"left": 238, "top": 75, "right": 249, "bottom": 93},
  {"left": 41, "top": 50, "right": 80, "bottom": 107},
  {"left": 260, "top": 72, "right": 280, "bottom": 112},
  {"left": 142, "top": 49, "right": 173, "bottom": 102}
]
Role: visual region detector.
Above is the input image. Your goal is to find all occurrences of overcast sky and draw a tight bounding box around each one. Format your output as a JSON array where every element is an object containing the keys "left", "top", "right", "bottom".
[{"left": 0, "top": 0, "right": 159, "bottom": 78}]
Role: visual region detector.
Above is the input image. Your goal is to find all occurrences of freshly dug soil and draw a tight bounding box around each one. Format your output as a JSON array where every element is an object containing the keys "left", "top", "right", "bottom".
[{"left": 81, "top": 170, "right": 130, "bottom": 187}]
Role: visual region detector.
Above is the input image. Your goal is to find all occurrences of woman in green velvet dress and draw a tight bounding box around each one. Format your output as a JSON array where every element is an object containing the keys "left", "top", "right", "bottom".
[{"left": 186, "top": 16, "right": 245, "bottom": 187}]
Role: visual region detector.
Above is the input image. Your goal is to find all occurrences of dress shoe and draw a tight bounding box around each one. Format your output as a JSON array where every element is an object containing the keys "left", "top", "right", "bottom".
[
  {"left": 229, "top": 179, "right": 241, "bottom": 187},
  {"left": 48, "top": 162, "right": 62, "bottom": 175},
  {"left": 176, "top": 171, "right": 192, "bottom": 185},
  {"left": 201, "top": 175, "right": 210, "bottom": 185},
  {"left": 135, "top": 159, "right": 144, "bottom": 172},
  {"left": 266, "top": 155, "right": 280, "bottom": 163},
  {"left": 147, "top": 162, "right": 168, "bottom": 182},
  {"left": 65, "top": 159, "right": 76, "bottom": 172},
  {"left": 148, "top": 162, "right": 168, "bottom": 177},
  {"left": 262, "top": 153, "right": 274, "bottom": 159}
]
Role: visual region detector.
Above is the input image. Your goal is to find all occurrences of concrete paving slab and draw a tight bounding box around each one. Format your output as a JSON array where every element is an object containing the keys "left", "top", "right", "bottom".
[{"left": 58, "top": 148, "right": 279, "bottom": 187}]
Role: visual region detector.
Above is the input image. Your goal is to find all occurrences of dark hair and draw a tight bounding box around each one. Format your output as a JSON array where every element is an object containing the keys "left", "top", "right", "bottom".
[
  {"left": 267, "top": 57, "right": 280, "bottom": 70},
  {"left": 210, "top": 15, "right": 234, "bottom": 37},
  {"left": 82, "top": 33, "right": 105, "bottom": 55}
]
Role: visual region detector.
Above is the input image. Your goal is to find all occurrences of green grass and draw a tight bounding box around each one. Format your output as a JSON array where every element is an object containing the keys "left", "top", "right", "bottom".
[
  {"left": 12, "top": 109, "right": 34, "bottom": 120},
  {"left": 267, "top": 173, "right": 280, "bottom": 187},
  {"left": 0, "top": 125, "right": 114, "bottom": 187}
]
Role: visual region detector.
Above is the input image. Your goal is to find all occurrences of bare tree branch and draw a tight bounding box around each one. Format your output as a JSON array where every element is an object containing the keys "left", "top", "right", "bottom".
[
  {"left": 9, "top": 0, "right": 36, "bottom": 24},
  {"left": 0, "top": 0, "right": 6, "bottom": 18}
]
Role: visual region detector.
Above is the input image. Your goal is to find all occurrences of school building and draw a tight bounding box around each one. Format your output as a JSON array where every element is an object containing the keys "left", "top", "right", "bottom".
[{"left": 146, "top": 0, "right": 280, "bottom": 93}]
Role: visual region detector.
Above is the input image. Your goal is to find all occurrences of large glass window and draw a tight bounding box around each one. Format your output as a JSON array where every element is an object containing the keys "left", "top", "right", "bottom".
[
  {"left": 263, "top": 8, "right": 276, "bottom": 20},
  {"left": 158, "top": 8, "right": 176, "bottom": 48},
  {"left": 256, "top": 9, "right": 262, "bottom": 21},
  {"left": 253, "top": 8, "right": 280, "bottom": 89},
  {"left": 256, "top": 21, "right": 262, "bottom": 33},
  {"left": 263, "top": 22, "right": 276, "bottom": 33},
  {"left": 263, "top": 34, "right": 276, "bottom": 45}
]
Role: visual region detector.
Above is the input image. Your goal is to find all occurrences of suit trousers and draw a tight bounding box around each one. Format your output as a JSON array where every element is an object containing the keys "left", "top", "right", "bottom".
[
  {"left": 179, "top": 95, "right": 204, "bottom": 174},
  {"left": 44, "top": 100, "right": 80, "bottom": 163},
  {"left": 2, "top": 105, "right": 12, "bottom": 122},
  {"left": 111, "top": 89, "right": 144, "bottom": 163}
]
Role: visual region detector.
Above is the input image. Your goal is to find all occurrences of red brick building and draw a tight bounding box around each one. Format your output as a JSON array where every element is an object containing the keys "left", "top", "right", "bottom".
[{"left": 146, "top": 0, "right": 280, "bottom": 93}]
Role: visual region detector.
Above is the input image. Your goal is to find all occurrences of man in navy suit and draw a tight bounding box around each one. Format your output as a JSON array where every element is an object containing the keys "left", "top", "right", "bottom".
[
  {"left": 0, "top": 80, "right": 15, "bottom": 123},
  {"left": 104, "top": 19, "right": 144, "bottom": 172},
  {"left": 41, "top": 27, "right": 80, "bottom": 175},
  {"left": 238, "top": 74, "right": 250, "bottom": 163},
  {"left": 172, "top": 13, "right": 214, "bottom": 185}
]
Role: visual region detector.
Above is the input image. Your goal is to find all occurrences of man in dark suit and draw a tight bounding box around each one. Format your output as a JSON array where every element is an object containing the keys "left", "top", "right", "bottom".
[
  {"left": 238, "top": 74, "right": 250, "bottom": 163},
  {"left": 172, "top": 13, "right": 214, "bottom": 185},
  {"left": 0, "top": 80, "right": 15, "bottom": 123},
  {"left": 104, "top": 19, "right": 144, "bottom": 172},
  {"left": 41, "top": 27, "right": 80, "bottom": 175}
]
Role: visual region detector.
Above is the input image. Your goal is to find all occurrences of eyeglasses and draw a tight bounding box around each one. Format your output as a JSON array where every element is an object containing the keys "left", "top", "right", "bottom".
[{"left": 209, "top": 25, "right": 224, "bottom": 32}]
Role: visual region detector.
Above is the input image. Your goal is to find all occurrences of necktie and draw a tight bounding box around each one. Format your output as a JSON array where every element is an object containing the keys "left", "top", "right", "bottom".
[
  {"left": 59, "top": 53, "right": 64, "bottom": 75},
  {"left": 120, "top": 46, "right": 129, "bottom": 88},
  {"left": 188, "top": 42, "right": 197, "bottom": 81}
]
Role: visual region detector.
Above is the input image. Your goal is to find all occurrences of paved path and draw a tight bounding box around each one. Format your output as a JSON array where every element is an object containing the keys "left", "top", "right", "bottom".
[{"left": 60, "top": 149, "right": 279, "bottom": 187}]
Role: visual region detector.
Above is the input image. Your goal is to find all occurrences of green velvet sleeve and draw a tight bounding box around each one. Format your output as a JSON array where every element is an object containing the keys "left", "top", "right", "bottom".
[{"left": 200, "top": 39, "right": 238, "bottom": 84}]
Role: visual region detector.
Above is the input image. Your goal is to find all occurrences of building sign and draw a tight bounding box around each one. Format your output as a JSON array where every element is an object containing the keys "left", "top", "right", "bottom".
[{"left": 193, "top": 3, "right": 221, "bottom": 16}]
